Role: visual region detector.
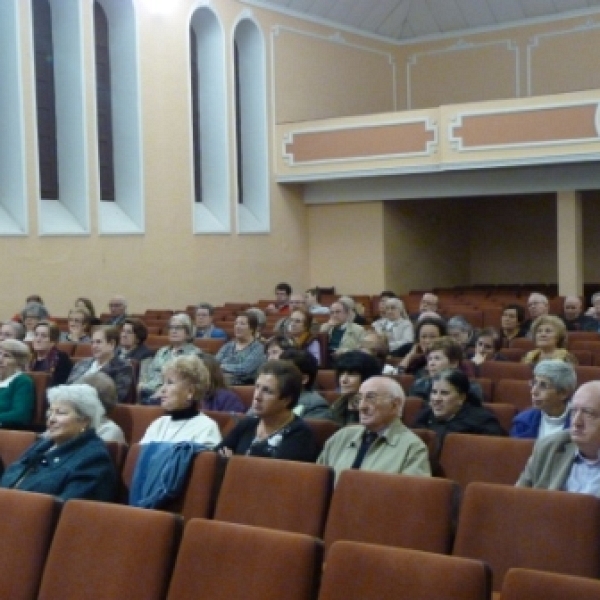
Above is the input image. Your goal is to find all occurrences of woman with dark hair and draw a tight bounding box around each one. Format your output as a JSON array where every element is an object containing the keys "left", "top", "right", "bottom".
[
  {"left": 215, "top": 312, "right": 266, "bottom": 385},
  {"left": 469, "top": 327, "right": 507, "bottom": 371},
  {"left": 118, "top": 317, "right": 154, "bottom": 361},
  {"left": 330, "top": 350, "right": 382, "bottom": 426},
  {"left": 397, "top": 317, "right": 447, "bottom": 374},
  {"left": 200, "top": 355, "right": 246, "bottom": 413},
  {"left": 265, "top": 335, "right": 294, "bottom": 361},
  {"left": 30, "top": 321, "right": 73, "bottom": 386},
  {"left": 413, "top": 368, "right": 505, "bottom": 453},
  {"left": 500, "top": 303, "right": 528, "bottom": 347},
  {"left": 215, "top": 360, "right": 317, "bottom": 461}
]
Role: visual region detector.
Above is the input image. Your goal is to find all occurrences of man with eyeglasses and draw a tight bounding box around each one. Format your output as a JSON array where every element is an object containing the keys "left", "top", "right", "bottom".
[
  {"left": 523, "top": 292, "right": 550, "bottom": 336},
  {"left": 318, "top": 376, "right": 431, "bottom": 484},
  {"left": 105, "top": 295, "right": 128, "bottom": 326},
  {"left": 517, "top": 380, "right": 600, "bottom": 496}
]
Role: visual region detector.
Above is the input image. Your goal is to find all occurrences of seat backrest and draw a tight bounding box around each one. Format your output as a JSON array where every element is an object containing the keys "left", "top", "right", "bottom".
[
  {"left": 482, "top": 402, "right": 516, "bottom": 433},
  {"left": 194, "top": 338, "right": 226, "bottom": 355},
  {"left": 0, "top": 429, "right": 37, "bottom": 468},
  {"left": 72, "top": 343, "right": 92, "bottom": 357},
  {"left": 230, "top": 385, "right": 254, "bottom": 410},
  {"left": 574, "top": 365, "right": 600, "bottom": 385},
  {"left": 167, "top": 519, "right": 321, "bottom": 600},
  {"left": 501, "top": 567, "right": 600, "bottom": 600},
  {"left": 453, "top": 482, "right": 600, "bottom": 591},
  {"left": 111, "top": 404, "right": 164, "bottom": 444},
  {"left": 305, "top": 418, "right": 340, "bottom": 454},
  {"left": 38, "top": 500, "right": 182, "bottom": 600},
  {"left": 203, "top": 410, "right": 236, "bottom": 436},
  {"left": 479, "top": 361, "right": 533, "bottom": 382},
  {"left": 411, "top": 428, "right": 439, "bottom": 472},
  {"left": 493, "top": 379, "right": 532, "bottom": 412},
  {"left": 214, "top": 455, "right": 334, "bottom": 537},
  {"left": 498, "top": 348, "right": 527, "bottom": 361},
  {"left": 510, "top": 338, "right": 535, "bottom": 350},
  {"left": 25, "top": 371, "right": 51, "bottom": 430},
  {"left": 403, "top": 396, "right": 424, "bottom": 426},
  {"left": 323, "top": 471, "right": 458, "bottom": 557},
  {"left": 0, "top": 488, "right": 60, "bottom": 600},
  {"left": 318, "top": 541, "right": 490, "bottom": 600},
  {"left": 316, "top": 369, "right": 337, "bottom": 390},
  {"left": 471, "top": 377, "right": 492, "bottom": 402},
  {"left": 103, "top": 441, "right": 128, "bottom": 476},
  {"left": 438, "top": 434, "right": 534, "bottom": 494}
]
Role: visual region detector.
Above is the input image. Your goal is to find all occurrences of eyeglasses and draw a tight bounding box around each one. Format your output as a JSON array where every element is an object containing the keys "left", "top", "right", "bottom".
[
  {"left": 169, "top": 325, "right": 185, "bottom": 331},
  {"left": 528, "top": 380, "right": 555, "bottom": 391},
  {"left": 69, "top": 318, "right": 83, "bottom": 324},
  {"left": 355, "top": 392, "right": 393, "bottom": 406},
  {"left": 570, "top": 405, "right": 600, "bottom": 421}
]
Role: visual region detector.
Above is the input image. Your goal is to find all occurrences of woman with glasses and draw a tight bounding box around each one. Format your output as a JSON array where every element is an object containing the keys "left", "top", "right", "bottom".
[
  {"left": 286, "top": 308, "right": 321, "bottom": 364},
  {"left": 60, "top": 306, "right": 92, "bottom": 343},
  {"left": 510, "top": 360, "right": 576, "bottom": 439},
  {"left": 522, "top": 315, "right": 577, "bottom": 366}
]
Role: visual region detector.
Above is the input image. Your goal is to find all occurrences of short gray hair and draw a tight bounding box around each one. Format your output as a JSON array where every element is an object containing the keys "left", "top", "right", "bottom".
[
  {"left": 2, "top": 321, "right": 25, "bottom": 341},
  {"left": 21, "top": 302, "right": 49, "bottom": 321},
  {"left": 170, "top": 313, "right": 195, "bottom": 342},
  {"left": 534, "top": 360, "right": 577, "bottom": 395},
  {"left": 48, "top": 384, "right": 104, "bottom": 429},
  {"left": 0, "top": 339, "right": 30, "bottom": 370},
  {"left": 447, "top": 315, "right": 472, "bottom": 334}
]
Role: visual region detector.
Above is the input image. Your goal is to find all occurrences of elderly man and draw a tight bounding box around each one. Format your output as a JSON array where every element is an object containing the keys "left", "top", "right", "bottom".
[
  {"left": 318, "top": 376, "right": 431, "bottom": 483},
  {"left": 320, "top": 299, "right": 364, "bottom": 359},
  {"left": 106, "top": 295, "right": 128, "bottom": 326},
  {"left": 410, "top": 292, "right": 439, "bottom": 321},
  {"left": 517, "top": 381, "right": 600, "bottom": 496},
  {"left": 561, "top": 296, "right": 597, "bottom": 332},
  {"left": 194, "top": 303, "right": 227, "bottom": 339},
  {"left": 265, "top": 282, "right": 292, "bottom": 315},
  {"left": 372, "top": 297, "right": 414, "bottom": 355},
  {"left": 274, "top": 293, "right": 307, "bottom": 333},
  {"left": 523, "top": 292, "right": 549, "bottom": 335}
]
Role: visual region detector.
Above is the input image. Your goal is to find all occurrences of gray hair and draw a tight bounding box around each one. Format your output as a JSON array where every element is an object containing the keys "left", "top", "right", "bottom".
[
  {"left": 447, "top": 315, "right": 473, "bottom": 334},
  {"left": 386, "top": 297, "right": 408, "bottom": 319},
  {"left": 339, "top": 296, "right": 356, "bottom": 311},
  {"left": 0, "top": 339, "right": 30, "bottom": 370},
  {"left": 20, "top": 302, "right": 49, "bottom": 321},
  {"left": 592, "top": 292, "right": 600, "bottom": 305},
  {"left": 170, "top": 313, "right": 195, "bottom": 342},
  {"left": 196, "top": 303, "right": 214, "bottom": 316},
  {"left": 534, "top": 360, "right": 577, "bottom": 395},
  {"left": 2, "top": 320, "right": 25, "bottom": 341},
  {"left": 48, "top": 384, "right": 104, "bottom": 429},
  {"left": 80, "top": 372, "right": 117, "bottom": 415},
  {"left": 247, "top": 307, "right": 266, "bottom": 329}
]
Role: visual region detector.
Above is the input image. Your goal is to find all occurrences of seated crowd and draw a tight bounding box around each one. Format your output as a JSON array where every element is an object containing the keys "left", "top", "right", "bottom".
[{"left": 1, "top": 284, "right": 600, "bottom": 505}]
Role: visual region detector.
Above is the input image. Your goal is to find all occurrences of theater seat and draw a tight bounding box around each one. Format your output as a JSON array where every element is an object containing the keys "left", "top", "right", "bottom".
[
  {"left": 493, "top": 379, "right": 531, "bottom": 412},
  {"left": 0, "top": 429, "right": 38, "bottom": 468},
  {"left": 500, "top": 568, "right": 600, "bottom": 600},
  {"left": 479, "top": 362, "right": 533, "bottom": 382}
]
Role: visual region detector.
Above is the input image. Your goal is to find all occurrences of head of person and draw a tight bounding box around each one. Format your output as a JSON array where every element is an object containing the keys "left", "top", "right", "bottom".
[
  {"left": 274, "top": 283, "right": 292, "bottom": 306},
  {"left": 20, "top": 301, "right": 49, "bottom": 332},
  {"left": 475, "top": 328, "right": 502, "bottom": 356},
  {"left": 531, "top": 315, "right": 567, "bottom": 352},
  {"left": 334, "top": 350, "right": 382, "bottom": 396},
  {"left": 26, "top": 294, "right": 44, "bottom": 305},
  {"left": 0, "top": 339, "right": 30, "bottom": 378},
  {"left": 91, "top": 326, "right": 119, "bottom": 364},
  {"left": 329, "top": 300, "right": 350, "bottom": 327},
  {"left": 195, "top": 303, "right": 215, "bottom": 331},
  {"left": 378, "top": 291, "right": 396, "bottom": 317},
  {"left": 501, "top": 304, "right": 525, "bottom": 332},
  {"left": 592, "top": 292, "right": 600, "bottom": 319},
  {"left": 287, "top": 308, "right": 313, "bottom": 338},
  {"left": 200, "top": 354, "right": 228, "bottom": 394},
  {"left": 430, "top": 368, "right": 471, "bottom": 421},
  {"left": 563, "top": 296, "right": 583, "bottom": 321},
  {"left": 426, "top": 337, "right": 463, "bottom": 377},
  {"left": 530, "top": 360, "right": 576, "bottom": 418},
  {"left": 289, "top": 294, "right": 306, "bottom": 311},
  {"left": 159, "top": 354, "right": 209, "bottom": 412},
  {"left": 359, "top": 332, "right": 390, "bottom": 368},
  {"left": 304, "top": 288, "right": 320, "bottom": 308},
  {"left": 120, "top": 317, "right": 148, "bottom": 351},
  {"left": 168, "top": 313, "right": 194, "bottom": 346},
  {"left": 0, "top": 320, "right": 25, "bottom": 341},
  {"left": 527, "top": 293, "right": 549, "bottom": 319},
  {"left": 447, "top": 316, "right": 473, "bottom": 348},
  {"left": 75, "top": 297, "right": 97, "bottom": 319},
  {"left": 385, "top": 297, "right": 408, "bottom": 322},
  {"left": 252, "top": 360, "right": 303, "bottom": 416},
  {"left": 108, "top": 295, "right": 127, "bottom": 318},
  {"left": 33, "top": 321, "right": 61, "bottom": 357},
  {"left": 266, "top": 335, "right": 293, "bottom": 361},
  {"left": 419, "top": 293, "right": 439, "bottom": 313},
  {"left": 357, "top": 376, "right": 404, "bottom": 432},
  {"left": 234, "top": 311, "right": 258, "bottom": 342},
  {"left": 338, "top": 296, "right": 356, "bottom": 316},
  {"left": 46, "top": 384, "right": 104, "bottom": 446},
  {"left": 68, "top": 306, "right": 92, "bottom": 335},
  {"left": 570, "top": 381, "right": 600, "bottom": 459},
  {"left": 81, "top": 371, "right": 118, "bottom": 418},
  {"left": 245, "top": 308, "right": 266, "bottom": 337},
  {"left": 280, "top": 348, "right": 318, "bottom": 392},
  {"left": 415, "top": 317, "right": 447, "bottom": 353}
]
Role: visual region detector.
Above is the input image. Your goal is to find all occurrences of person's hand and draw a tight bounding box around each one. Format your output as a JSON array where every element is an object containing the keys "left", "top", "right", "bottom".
[
  {"left": 265, "top": 303, "right": 277, "bottom": 315},
  {"left": 218, "top": 447, "right": 233, "bottom": 458}
]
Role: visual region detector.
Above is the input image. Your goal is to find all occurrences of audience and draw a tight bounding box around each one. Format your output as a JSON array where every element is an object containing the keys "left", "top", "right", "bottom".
[
  {"left": 117, "top": 317, "right": 154, "bottom": 361},
  {"left": 523, "top": 292, "right": 550, "bottom": 335},
  {"left": 60, "top": 306, "right": 92, "bottom": 343},
  {"left": 0, "top": 320, "right": 25, "bottom": 341},
  {"left": 318, "top": 376, "right": 430, "bottom": 484},
  {"left": 499, "top": 303, "right": 528, "bottom": 346},
  {"left": 0, "top": 340, "right": 34, "bottom": 429},
  {"left": 0, "top": 384, "right": 116, "bottom": 501},
  {"left": 215, "top": 360, "right": 317, "bottom": 461},
  {"left": 510, "top": 360, "right": 576, "bottom": 439},
  {"left": 30, "top": 321, "right": 73, "bottom": 386},
  {"left": 140, "top": 355, "right": 221, "bottom": 446},
  {"left": 561, "top": 295, "right": 597, "bottom": 332},
  {"left": 286, "top": 308, "right": 321, "bottom": 364},
  {"left": 80, "top": 371, "right": 126, "bottom": 443},
  {"left": 265, "top": 282, "right": 292, "bottom": 315},
  {"left": 397, "top": 316, "right": 446, "bottom": 374},
  {"left": 21, "top": 301, "right": 49, "bottom": 341},
  {"left": 522, "top": 315, "right": 577, "bottom": 365},
  {"left": 305, "top": 288, "right": 329, "bottom": 315},
  {"left": 200, "top": 355, "right": 246, "bottom": 413},
  {"left": 320, "top": 299, "right": 364, "bottom": 359},
  {"left": 194, "top": 303, "right": 228, "bottom": 339},
  {"left": 372, "top": 297, "right": 414, "bottom": 355},
  {"left": 105, "top": 295, "right": 128, "bottom": 326}
]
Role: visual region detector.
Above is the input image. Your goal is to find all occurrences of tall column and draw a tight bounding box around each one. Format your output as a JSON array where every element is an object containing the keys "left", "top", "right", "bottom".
[{"left": 557, "top": 190, "right": 583, "bottom": 296}]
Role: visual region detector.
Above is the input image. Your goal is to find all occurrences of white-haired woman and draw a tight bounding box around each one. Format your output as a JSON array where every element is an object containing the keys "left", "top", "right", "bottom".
[
  {"left": 0, "top": 339, "right": 35, "bottom": 429},
  {"left": 373, "top": 297, "right": 414, "bottom": 355},
  {"left": 138, "top": 313, "right": 202, "bottom": 405},
  {"left": 0, "top": 384, "right": 117, "bottom": 501}
]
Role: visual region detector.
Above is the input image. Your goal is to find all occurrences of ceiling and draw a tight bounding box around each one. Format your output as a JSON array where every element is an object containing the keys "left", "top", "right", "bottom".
[{"left": 245, "top": 0, "right": 600, "bottom": 42}]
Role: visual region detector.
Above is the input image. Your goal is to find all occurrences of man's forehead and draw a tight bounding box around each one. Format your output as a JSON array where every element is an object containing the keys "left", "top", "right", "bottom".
[
  {"left": 359, "top": 378, "right": 387, "bottom": 393},
  {"left": 572, "top": 386, "right": 600, "bottom": 408}
]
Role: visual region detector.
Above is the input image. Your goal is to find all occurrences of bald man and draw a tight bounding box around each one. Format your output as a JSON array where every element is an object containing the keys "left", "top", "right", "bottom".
[{"left": 561, "top": 296, "right": 597, "bottom": 332}]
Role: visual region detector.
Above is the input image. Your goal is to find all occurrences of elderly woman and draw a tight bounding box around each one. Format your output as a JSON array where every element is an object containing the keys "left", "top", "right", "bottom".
[
  {"left": 60, "top": 306, "right": 92, "bottom": 343},
  {"left": 215, "top": 312, "right": 266, "bottom": 385},
  {"left": 0, "top": 384, "right": 117, "bottom": 501},
  {"left": 500, "top": 303, "right": 528, "bottom": 347},
  {"left": 413, "top": 368, "right": 505, "bottom": 454},
  {"left": 118, "top": 317, "right": 154, "bottom": 361},
  {"left": 21, "top": 301, "right": 50, "bottom": 341},
  {"left": 287, "top": 308, "right": 321, "bottom": 364},
  {"left": 447, "top": 315, "right": 477, "bottom": 354},
  {"left": 320, "top": 299, "right": 365, "bottom": 359},
  {"left": 330, "top": 350, "right": 382, "bottom": 426},
  {"left": 0, "top": 340, "right": 35, "bottom": 429},
  {"left": 30, "top": 321, "right": 73, "bottom": 386},
  {"left": 141, "top": 355, "right": 222, "bottom": 445},
  {"left": 81, "top": 371, "right": 125, "bottom": 443},
  {"left": 200, "top": 355, "right": 246, "bottom": 413},
  {"left": 510, "top": 360, "right": 576, "bottom": 439},
  {"left": 0, "top": 320, "right": 25, "bottom": 341},
  {"left": 522, "top": 315, "right": 577, "bottom": 365},
  {"left": 409, "top": 337, "right": 483, "bottom": 403},
  {"left": 215, "top": 360, "right": 317, "bottom": 461},
  {"left": 67, "top": 326, "right": 134, "bottom": 403},
  {"left": 138, "top": 313, "right": 201, "bottom": 405},
  {"left": 373, "top": 297, "right": 414, "bottom": 356},
  {"left": 397, "top": 316, "right": 447, "bottom": 374}
]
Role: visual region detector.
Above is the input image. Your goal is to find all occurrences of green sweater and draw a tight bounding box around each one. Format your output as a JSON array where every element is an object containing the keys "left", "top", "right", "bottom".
[{"left": 0, "top": 373, "right": 34, "bottom": 429}]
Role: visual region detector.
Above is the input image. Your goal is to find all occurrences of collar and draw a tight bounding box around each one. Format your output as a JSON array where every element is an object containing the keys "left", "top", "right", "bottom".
[
  {"left": 0, "top": 371, "right": 20, "bottom": 388},
  {"left": 167, "top": 405, "right": 198, "bottom": 421}
]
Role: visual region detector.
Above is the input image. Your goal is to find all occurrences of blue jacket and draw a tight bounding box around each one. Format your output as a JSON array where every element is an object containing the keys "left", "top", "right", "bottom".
[
  {"left": 129, "top": 441, "right": 209, "bottom": 509},
  {"left": 510, "top": 408, "right": 571, "bottom": 439},
  {"left": 0, "top": 429, "right": 117, "bottom": 501}
]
